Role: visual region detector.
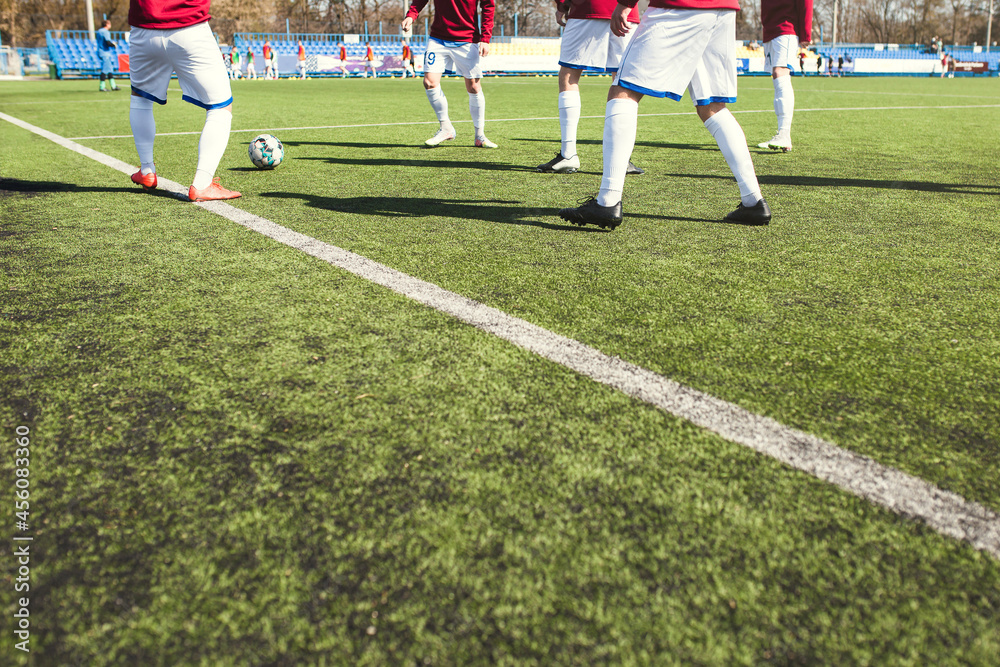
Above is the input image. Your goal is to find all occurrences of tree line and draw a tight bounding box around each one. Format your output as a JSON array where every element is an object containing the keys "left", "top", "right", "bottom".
[{"left": 2, "top": 0, "right": 996, "bottom": 49}]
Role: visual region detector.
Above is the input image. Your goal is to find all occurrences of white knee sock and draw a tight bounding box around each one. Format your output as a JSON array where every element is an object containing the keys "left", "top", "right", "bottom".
[
  {"left": 129, "top": 95, "right": 156, "bottom": 174},
  {"left": 597, "top": 98, "right": 639, "bottom": 207},
  {"left": 468, "top": 91, "right": 486, "bottom": 137},
  {"left": 426, "top": 87, "right": 452, "bottom": 129},
  {"left": 192, "top": 106, "right": 232, "bottom": 190},
  {"left": 558, "top": 90, "right": 581, "bottom": 158},
  {"left": 773, "top": 74, "right": 794, "bottom": 137},
  {"left": 703, "top": 108, "right": 762, "bottom": 206}
]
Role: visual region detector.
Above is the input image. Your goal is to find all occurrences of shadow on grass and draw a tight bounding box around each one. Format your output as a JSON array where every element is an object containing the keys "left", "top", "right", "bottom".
[
  {"left": 294, "top": 155, "right": 536, "bottom": 172},
  {"left": 0, "top": 177, "right": 183, "bottom": 201},
  {"left": 516, "top": 137, "right": 718, "bottom": 151},
  {"left": 663, "top": 172, "right": 1000, "bottom": 195},
  {"left": 258, "top": 192, "right": 608, "bottom": 232},
  {"left": 280, "top": 140, "right": 416, "bottom": 149}
]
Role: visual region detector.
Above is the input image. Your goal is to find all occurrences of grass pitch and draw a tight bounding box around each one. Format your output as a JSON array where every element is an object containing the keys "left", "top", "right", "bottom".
[{"left": 2, "top": 75, "right": 999, "bottom": 664}]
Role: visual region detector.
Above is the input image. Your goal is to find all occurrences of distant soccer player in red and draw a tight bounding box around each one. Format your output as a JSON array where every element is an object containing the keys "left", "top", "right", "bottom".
[
  {"left": 756, "top": 0, "right": 812, "bottom": 152},
  {"left": 401, "top": 0, "right": 497, "bottom": 148},
  {"left": 338, "top": 43, "right": 349, "bottom": 77},
  {"left": 401, "top": 42, "right": 416, "bottom": 77},
  {"left": 127, "top": 0, "right": 240, "bottom": 202},
  {"left": 365, "top": 42, "right": 378, "bottom": 78},
  {"left": 537, "top": 0, "right": 643, "bottom": 175},
  {"left": 262, "top": 39, "right": 274, "bottom": 79},
  {"left": 297, "top": 39, "right": 307, "bottom": 79}
]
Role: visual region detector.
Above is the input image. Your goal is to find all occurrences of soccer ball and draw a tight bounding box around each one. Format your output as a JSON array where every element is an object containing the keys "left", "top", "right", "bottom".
[{"left": 248, "top": 134, "right": 284, "bottom": 169}]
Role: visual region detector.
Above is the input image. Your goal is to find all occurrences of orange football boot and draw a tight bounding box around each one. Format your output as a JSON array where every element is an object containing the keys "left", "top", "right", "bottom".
[
  {"left": 188, "top": 178, "right": 242, "bottom": 202},
  {"left": 130, "top": 169, "right": 157, "bottom": 191}
]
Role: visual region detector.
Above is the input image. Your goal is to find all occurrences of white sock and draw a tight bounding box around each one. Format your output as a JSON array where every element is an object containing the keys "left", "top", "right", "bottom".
[
  {"left": 129, "top": 95, "right": 156, "bottom": 174},
  {"left": 468, "top": 91, "right": 485, "bottom": 137},
  {"left": 192, "top": 106, "right": 232, "bottom": 190},
  {"left": 426, "top": 87, "right": 452, "bottom": 129},
  {"left": 773, "top": 75, "right": 794, "bottom": 137},
  {"left": 703, "top": 108, "right": 762, "bottom": 207},
  {"left": 597, "top": 98, "right": 638, "bottom": 207},
  {"left": 558, "top": 90, "right": 581, "bottom": 158}
]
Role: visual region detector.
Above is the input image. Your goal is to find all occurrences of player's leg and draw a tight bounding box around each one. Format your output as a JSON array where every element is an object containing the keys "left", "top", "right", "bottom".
[
  {"left": 169, "top": 23, "right": 240, "bottom": 200},
  {"left": 690, "top": 15, "right": 768, "bottom": 223},
  {"left": 769, "top": 64, "right": 794, "bottom": 150},
  {"left": 452, "top": 44, "right": 494, "bottom": 148},
  {"left": 423, "top": 71, "right": 455, "bottom": 145},
  {"left": 126, "top": 27, "right": 171, "bottom": 190},
  {"left": 537, "top": 66, "right": 582, "bottom": 171},
  {"left": 423, "top": 45, "right": 456, "bottom": 146},
  {"left": 465, "top": 76, "right": 495, "bottom": 148},
  {"left": 757, "top": 34, "right": 796, "bottom": 150},
  {"left": 129, "top": 93, "right": 158, "bottom": 188}
]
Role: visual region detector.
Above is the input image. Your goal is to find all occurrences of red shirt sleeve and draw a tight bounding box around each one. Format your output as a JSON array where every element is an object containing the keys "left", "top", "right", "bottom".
[{"left": 479, "top": 0, "right": 495, "bottom": 43}]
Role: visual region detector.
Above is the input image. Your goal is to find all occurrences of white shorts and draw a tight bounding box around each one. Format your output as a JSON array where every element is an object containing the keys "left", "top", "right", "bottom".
[
  {"left": 129, "top": 22, "right": 232, "bottom": 108},
  {"left": 764, "top": 34, "right": 799, "bottom": 71},
  {"left": 559, "top": 18, "right": 633, "bottom": 72},
  {"left": 424, "top": 38, "right": 482, "bottom": 79},
  {"left": 614, "top": 8, "right": 738, "bottom": 106}
]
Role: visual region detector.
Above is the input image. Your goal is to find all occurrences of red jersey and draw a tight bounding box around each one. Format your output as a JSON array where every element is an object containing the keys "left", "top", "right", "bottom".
[
  {"left": 297, "top": 43, "right": 305, "bottom": 60},
  {"left": 619, "top": 0, "right": 740, "bottom": 11},
  {"left": 761, "top": 0, "right": 812, "bottom": 42},
  {"left": 402, "top": 44, "right": 412, "bottom": 59},
  {"left": 563, "top": 0, "right": 639, "bottom": 24},
  {"left": 340, "top": 45, "right": 347, "bottom": 60},
  {"left": 406, "top": 0, "right": 495, "bottom": 44},
  {"left": 262, "top": 42, "right": 271, "bottom": 59},
  {"left": 366, "top": 45, "right": 374, "bottom": 60},
  {"left": 129, "top": 0, "right": 211, "bottom": 29}
]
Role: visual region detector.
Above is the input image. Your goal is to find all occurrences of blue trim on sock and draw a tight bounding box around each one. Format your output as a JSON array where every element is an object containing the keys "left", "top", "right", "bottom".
[
  {"left": 617, "top": 79, "right": 680, "bottom": 100},
  {"left": 131, "top": 86, "right": 167, "bottom": 105},
  {"left": 182, "top": 95, "right": 234, "bottom": 110},
  {"left": 694, "top": 96, "right": 737, "bottom": 106}
]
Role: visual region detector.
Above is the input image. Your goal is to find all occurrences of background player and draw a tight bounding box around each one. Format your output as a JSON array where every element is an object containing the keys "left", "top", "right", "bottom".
[
  {"left": 262, "top": 39, "right": 274, "bottom": 79},
  {"left": 97, "top": 19, "right": 120, "bottom": 92},
  {"left": 229, "top": 45, "right": 241, "bottom": 79},
  {"left": 559, "top": 0, "right": 770, "bottom": 228},
  {"left": 537, "top": 0, "right": 642, "bottom": 175},
  {"left": 245, "top": 46, "right": 257, "bottom": 79},
  {"left": 339, "top": 42, "right": 349, "bottom": 77},
  {"left": 401, "top": 41, "right": 416, "bottom": 78},
  {"left": 365, "top": 42, "right": 379, "bottom": 78},
  {"left": 401, "top": 0, "right": 497, "bottom": 148},
  {"left": 297, "top": 39, "right": 307, "bottom": 79},
  {"left": 127, "top": 0, "right": 241, "bottom": 202},
  {"left": 757, "top": 0, "right": 812, "bottom": 152}
]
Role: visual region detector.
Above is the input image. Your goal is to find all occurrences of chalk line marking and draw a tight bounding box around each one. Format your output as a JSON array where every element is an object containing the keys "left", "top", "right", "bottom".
[
  {"left": 64, "top": 103, "right": 1000, "bottom": 140},
  {"left": 3, "top": 109, "right": 999, "bottom": 559}
]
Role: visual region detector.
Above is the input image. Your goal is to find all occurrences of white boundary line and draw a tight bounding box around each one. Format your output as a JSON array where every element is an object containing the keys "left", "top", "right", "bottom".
[
  {"left": 62, "top": 103, "right": 1000, "bottom": 140},
  {"left": 4, "top": 109, "right": 999, "bottom": 559}
]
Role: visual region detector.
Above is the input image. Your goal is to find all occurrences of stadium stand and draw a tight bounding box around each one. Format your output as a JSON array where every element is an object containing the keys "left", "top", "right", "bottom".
[
  {"left": 41, "top": 29, "right": 1000, "bottom": 78},
  {"left": 232, "top": 33, "right": 428, "bottom": 77},
  {"left": 47, "top": 29, "right": 129, "bottom": 78}
]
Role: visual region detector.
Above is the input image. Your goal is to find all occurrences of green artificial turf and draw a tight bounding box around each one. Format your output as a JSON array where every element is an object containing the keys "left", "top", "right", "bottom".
[{"left": 1, "top": 76, "right": 999, "bottom": 664}]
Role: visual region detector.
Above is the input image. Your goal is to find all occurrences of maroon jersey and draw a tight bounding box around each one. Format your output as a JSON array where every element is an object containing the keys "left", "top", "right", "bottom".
[
  {"left": 563, "top": 0, "right": 639, "bottom": 24},
  {"left": 406, "top": 0, "right": 495, "bottom": 44},
  {"left": 762, "top": 0, "right": 812, "bottom": 42},
  {"left": 129, "top": 0, "right": 211, "bottom": 29},
  {"left": 619, "top": 0, "right": 740, "bottom": 11}
]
